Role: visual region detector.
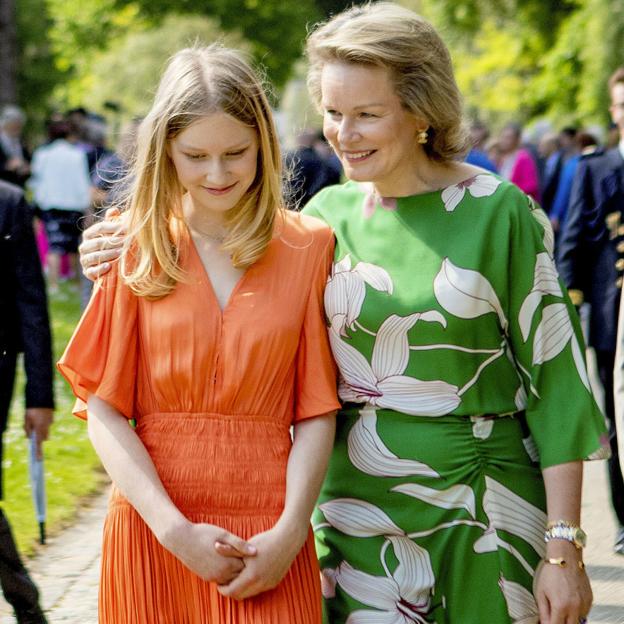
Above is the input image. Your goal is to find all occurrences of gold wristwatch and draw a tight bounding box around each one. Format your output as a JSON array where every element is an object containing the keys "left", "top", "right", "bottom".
[{"left": 544, "top": 521, "right": 587, "bottom": 549}]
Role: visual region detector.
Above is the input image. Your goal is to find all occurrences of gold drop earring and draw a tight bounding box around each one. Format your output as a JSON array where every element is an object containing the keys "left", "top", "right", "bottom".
[{"left": 417, "top": 129, "right": 429, "bottom": 144}]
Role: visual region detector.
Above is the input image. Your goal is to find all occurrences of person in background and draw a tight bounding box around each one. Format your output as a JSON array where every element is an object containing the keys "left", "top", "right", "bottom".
[
  {"left": 559, "top": 127, "right": 579, "bottom": 161},
  {"left": 90, "top": 118, "right": 141, "bottom": 222},
  {"left": 66, "top": 108, "right": 97, "bottom": 171},
  {"left": 312, "top": 130, "right": 342, "bottom": 185},
  {"left": 285, "top": 128, "right": 338, "bottom": 209},
  {"left": 558, "top": 67, "right": 624, "bottom": 555},
  {"left": 80, "top": 119, "right": 141, "bottom": 308},
  {"left": 550, "top": 132, "right": 599, "bottom": 244},
  {"left": 537, "top": 131, "right": 562, "bottom": 214},
  {"left": 83, "top": 116, "right": 111, "bottom": 175},
  {"left": 465, "top": 120, "right": 498, "bottom": 172},
  {"left": 498, "top": 121, "right": 541, "bottom": 200},
  {"left": 0, "top": 107, "right": 30, "bottom": 188},
  {"left": 0, "top": 179, "right": 53, "bottom": 624},
  {"left": 29, "top": 120, "right": 91, "bottom": 293}
]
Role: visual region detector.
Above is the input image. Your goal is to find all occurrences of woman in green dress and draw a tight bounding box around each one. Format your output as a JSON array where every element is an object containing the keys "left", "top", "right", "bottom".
[
  {"left": 302, "top": 3, "right": 607, "bottom": 623},
  {"left": 78, "top": 5, "right": 607, "bottom": 621}
]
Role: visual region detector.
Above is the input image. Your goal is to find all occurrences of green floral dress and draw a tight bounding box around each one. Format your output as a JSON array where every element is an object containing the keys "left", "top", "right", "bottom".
[{"left": 302, "top": 174, "right": 609, "bottom": 624}]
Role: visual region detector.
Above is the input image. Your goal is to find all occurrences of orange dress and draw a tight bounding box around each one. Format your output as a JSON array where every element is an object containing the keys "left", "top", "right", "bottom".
[{"left": 58, "top": 212, "right": 340, "bottom": 624}]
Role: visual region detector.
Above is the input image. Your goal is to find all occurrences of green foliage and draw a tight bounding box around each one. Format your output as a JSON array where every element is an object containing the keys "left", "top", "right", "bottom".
[
  {"left": 313, "top": 0, "right": 367, "bottom": 18},
  {"left": 15, "top": 0, "right": 63, "bottom": 134},
  {"left": 106, "top": 0, "right": 321, "bottom": 87},
  {"left": 13, "top": 0, "right": 624, "bottom": 137},
  {"left": 419, "top": 0, "right": 622, "bottom": 129},
  {"left": 4, "top": 283, "right": 104, "bottom": 555},
  {"left": 60, "top": 14, "right": 249, "bottom": 119}
]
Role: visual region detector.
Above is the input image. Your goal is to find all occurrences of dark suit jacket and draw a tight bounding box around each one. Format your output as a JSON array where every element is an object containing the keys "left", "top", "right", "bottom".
[
  {"left": 0, "top": 140, "right": 30, "bottom": 187},
  {"left": 0, "top": 180, "right": 54, "bottom": 415},
  {"left": 557, "top": 147, "right": 624, "bottom": 351}
]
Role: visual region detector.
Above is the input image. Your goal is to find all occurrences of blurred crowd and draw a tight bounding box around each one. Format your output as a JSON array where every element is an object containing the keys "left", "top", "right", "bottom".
[
  {"left": 2, "top": 101, "right": 616, "bottom": 279},
  {"left": 0, "top": 106, "right": 139, "bottom": 304}
]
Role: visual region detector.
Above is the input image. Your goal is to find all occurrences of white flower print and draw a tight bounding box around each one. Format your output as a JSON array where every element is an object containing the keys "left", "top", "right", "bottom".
[
  {"left": 532, "top": 303, "right": 575, "bottom": 364},
  {"left": 528, "top": 197, "right": 555, "bottom": 258},
  {"left": 470, "top": 415, "right": 495, "bottom": 440},
  {"left": 336, "top": 538, "right": 434, "bottom": 624},
  {"left": 330, "top": 312, "right": 461, "bottom": 416},
  {"left": 533, "top": 304, "right": 592, "bottom": 391},
  {"left": 434, "top": 258, "right": 508, "bottom": 331},
  {"left": 518, "top": 253, "right": 563, "bottom": 342},
  {"left": 319, "top": 499, "right": 404, "bottom": 538},
  {"left": 498, "top": 576, "right": 539, "bottom": 623},
  {"left": 391, "top": 482, "right": 477, "bottom": 518},
  {"left": 325, "top": 255, "right": 393, "bottom": 336},
  {"left": 481, "top": 476, "right": 546, "bottom": 556},
  {"left": 441, "top": 174, "right": 502, "bottom": 212},
  {"left": 515, "top": 252, "right": 590, "bottom": 390},
  {"left": 348, "top": 407, "right": 440, "bottom": 478}
]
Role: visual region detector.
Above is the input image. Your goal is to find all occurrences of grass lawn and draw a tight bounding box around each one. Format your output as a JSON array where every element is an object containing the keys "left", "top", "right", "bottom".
[{"left": 3, "top": 280, "right": 107, "bottom": 556}]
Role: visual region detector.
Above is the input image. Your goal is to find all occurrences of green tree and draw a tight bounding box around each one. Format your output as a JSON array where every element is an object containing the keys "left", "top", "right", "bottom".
[
  {"left": 416, "top": 0, "right": 623, "bottom": 129},
  {"left": 15, "top": 0, "right": 64, "bottom": 130},
  {"left": 68, "top": 14, "right": 249, "bottom": 120},
  {"left": 48, "top": 0, "right": 321, "bottom": 89}
]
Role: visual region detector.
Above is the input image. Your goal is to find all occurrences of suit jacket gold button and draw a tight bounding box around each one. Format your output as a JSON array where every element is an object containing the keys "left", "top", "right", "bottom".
[{"left": 616, "top": 258, "right": 624, "bottom": 271}]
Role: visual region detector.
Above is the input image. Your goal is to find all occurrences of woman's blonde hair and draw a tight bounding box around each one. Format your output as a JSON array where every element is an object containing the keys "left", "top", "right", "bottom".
[
  {"left": 120, "top": 44, "right": 284, "bottom": 299},
  {"left": 306, "top": 2, "right": 469, "bottom": 162}
]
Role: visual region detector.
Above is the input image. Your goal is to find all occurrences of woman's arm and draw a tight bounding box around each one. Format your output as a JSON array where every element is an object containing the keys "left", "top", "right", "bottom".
[
  {"left": 217, "top": 411, "right": 336, "bottom": 600},
  {"left": 534, "top": 461, "right": 592, "bottom": 624},
  {"left": 79, "top": 208, "right": 126, "bottom": 280},
  {"left": 87, "top": 395, "right": 255, "bottom": 583}
]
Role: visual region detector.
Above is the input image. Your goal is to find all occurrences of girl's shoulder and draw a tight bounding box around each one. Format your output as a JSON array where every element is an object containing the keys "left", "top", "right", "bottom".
[{"left": 280, "top": 208, "right": 334, "bottom": 248}]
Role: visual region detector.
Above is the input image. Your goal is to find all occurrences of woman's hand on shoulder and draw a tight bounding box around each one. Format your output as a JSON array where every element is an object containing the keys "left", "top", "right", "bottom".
[
  {"left": 534, "top": 543, "right": 592, "bottom": 624},
  {"left": 216, "top": 521, "right": 308, "bottom": 600},
  {"left": 79, "top": 207, "right": 127, "bottom": 280},
  {"left": 159, "top": 518, "right": 256, "bottom": 585}
]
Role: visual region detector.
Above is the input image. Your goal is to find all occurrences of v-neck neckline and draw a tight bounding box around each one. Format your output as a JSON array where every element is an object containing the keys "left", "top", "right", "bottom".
[{"left": 186, "top": 232, "right": 250, "bottom": 316}]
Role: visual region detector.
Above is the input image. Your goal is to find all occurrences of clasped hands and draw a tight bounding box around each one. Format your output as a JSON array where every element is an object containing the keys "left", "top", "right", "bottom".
[{"left": 159, "top": 519, "right": 306, "bottom": 601}]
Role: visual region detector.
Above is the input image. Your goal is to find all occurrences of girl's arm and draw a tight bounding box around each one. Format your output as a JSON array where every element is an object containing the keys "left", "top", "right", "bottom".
[
  {"left": 534, "top": 461, "right": 592, "bottom": 624},
  {"left": 87, "top": 395, "right": 255, "bottom": 583},
  {"left": 217, "top": 411, "right": 336, "bottom": 600}
]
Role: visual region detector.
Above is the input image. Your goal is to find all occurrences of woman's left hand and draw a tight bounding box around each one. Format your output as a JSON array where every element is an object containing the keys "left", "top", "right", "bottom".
[
  {"left": 215, "top": 523, "right": 307, "bottom": 600},
  {"left": 534, "top": 547, "right": 592, "bottom": 624}
]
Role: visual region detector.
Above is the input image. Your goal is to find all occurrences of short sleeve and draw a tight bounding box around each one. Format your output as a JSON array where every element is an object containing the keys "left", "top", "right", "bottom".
[
  {"left": 57, "top": 262, "right": 138, "bottom": 420},
  {"left": 505, "top": 192, "right": 609, "bottom": 468},
  {"left": 294, "top": 229, "right": 340, "bottom": 422}
]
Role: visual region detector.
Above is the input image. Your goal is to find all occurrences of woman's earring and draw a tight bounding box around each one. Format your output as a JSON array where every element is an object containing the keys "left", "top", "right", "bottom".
[{"left": 417, "top": 129, "right": 429, "bottom": 144}]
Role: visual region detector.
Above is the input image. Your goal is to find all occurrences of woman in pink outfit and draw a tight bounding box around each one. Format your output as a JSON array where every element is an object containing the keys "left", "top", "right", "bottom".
[{"left": 498, "top": 122, "right": 540, "bottom": 200}]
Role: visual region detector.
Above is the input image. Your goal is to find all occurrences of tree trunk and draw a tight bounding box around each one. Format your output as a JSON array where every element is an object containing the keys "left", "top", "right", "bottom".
[{"left": 0, "top": 0, "right": 18, "bottom": 106}]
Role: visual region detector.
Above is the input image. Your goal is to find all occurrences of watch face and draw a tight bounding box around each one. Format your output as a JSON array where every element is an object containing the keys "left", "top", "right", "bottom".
[{"left": 574, "top": 527, "right": 587, "bottom": 548}]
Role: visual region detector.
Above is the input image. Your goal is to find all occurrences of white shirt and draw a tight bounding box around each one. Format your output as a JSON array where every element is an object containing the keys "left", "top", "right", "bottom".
[
  {"left": 0, "top": 131, "right": 24, "bottom": 160},
  {"left": 29, "top": 139, "right": 91, "bottom": 211},
  {"left": 619, "top": 139, "right": 624, "bottom": 161}
]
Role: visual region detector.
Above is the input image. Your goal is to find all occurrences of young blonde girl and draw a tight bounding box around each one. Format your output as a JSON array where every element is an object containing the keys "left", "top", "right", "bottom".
[{"left": 59, "top": 45, "right": 338, "bottom": 623}]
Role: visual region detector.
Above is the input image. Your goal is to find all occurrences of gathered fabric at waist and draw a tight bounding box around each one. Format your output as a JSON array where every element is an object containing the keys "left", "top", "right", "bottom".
[
  {"left": 125, "top": 411, "right": 292, "bottom": 516},
  {"left": 339, "top": 404, "right": 521, "bottom": 424},
  {"left": 335, "top": 406, "right": 535, "bottom": 479}
]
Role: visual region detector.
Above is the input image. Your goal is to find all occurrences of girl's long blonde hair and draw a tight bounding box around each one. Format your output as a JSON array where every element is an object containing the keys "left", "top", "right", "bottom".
[{"left": 120, "top": 44, "right": 284, "bottom": 299}]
